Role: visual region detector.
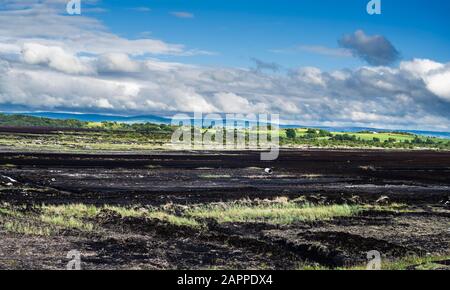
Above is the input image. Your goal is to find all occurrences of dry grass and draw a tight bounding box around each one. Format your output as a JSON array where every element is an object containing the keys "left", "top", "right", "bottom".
[
  {"left": 187, "top": 200, "right": 361, "bottom": 224},
  {"left": 3, "top": 221, "right": 53, "bottom": 236},
  {"left": 105, "top": 205, "right": 201, "bottom": 228},
  {"left": 41, "top": 204, "right": 100, "bottom": 218}
]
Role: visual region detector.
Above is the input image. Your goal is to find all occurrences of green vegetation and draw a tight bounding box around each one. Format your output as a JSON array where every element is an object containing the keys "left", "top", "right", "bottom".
[
  {"left": 0, "top": 113, "right": 175, "bottom": 151},
  {"left": 0, "top": 113, "right": 85, "bottom": 128},
  {"left": 42, "top": 204, "right": 100, "bottom": 218},
  {"left": 39, "top": 204, "right": 97, "bottom": 231},
  {"left": 3, "top": 221, "right": 53, "bottom": 236},
  {"left": 1, "top": 204, "right": 53, "bottom": 236},
  {"left": 40, "top": 215, "right": 94, "bottom": 232},
  {"left": 187, "top": 201, "right": 362, "bottom": 224},
  {"left": 0, "top": 206, "right": 23, "bottom": 218},
  {"left": 298, "top": 255, "right": 450, "bottom": 270},
  {"left": 0, "top": 203, "right": 201, "bottom": 236},
  {"left": 1, "top": 200, "right": 448, "bottom": 270},
  {"left": 0, "top": 113, "right": 448, "bottom": 151},
  {"left": 0, "top": 203, "right": 95, "bottom": 235},
  {"left": 285, "top": 128, "right": 297, "bottom": 139},
  {"left": 0, "top": 113, "right": 173, "bottom": 133},
  {"left": 102, "top": 205, "right": 201, "bottom": 228},
  {"left": 147, "top": 211, "right": 201, "bottom": 228},
  {"left": 103, "top": 205, "right": 201, "bottom": 228},
  {"left": 280, "top": 128, "right": 450, "bottom": 150},
  {"left": 377, "top": 255, "right": 450, "bottom": 270},
  {"left": 4, "top": 200, "right": 410, "bottom": 236}
]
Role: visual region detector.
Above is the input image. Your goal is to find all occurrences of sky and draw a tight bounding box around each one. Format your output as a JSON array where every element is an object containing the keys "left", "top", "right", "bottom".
[{"left": 0, "top": 0, "right": 449, "bottom": 131}]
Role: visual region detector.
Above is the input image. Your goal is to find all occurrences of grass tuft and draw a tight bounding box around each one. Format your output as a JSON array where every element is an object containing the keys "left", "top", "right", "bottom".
[
  {"left": 148, "top": 211, "right": 201, "bottom": 228},
  {"left": 104, "top": 205, "right": 146, "bottom": 218},
  {"left": 40, "top": 215, "right": 94, "bottom": 231},
  {"left": 187, "top": 202, "right": 361, "bottom": 225},
  {"left": 41, "top": 204, "right": 100, "bottom": 218},
  {"left": 105, "top": 205, "right": 201, "bottom": 228},
  {"left": 3, "top": 221, "right": 52, "bottom": 236}
]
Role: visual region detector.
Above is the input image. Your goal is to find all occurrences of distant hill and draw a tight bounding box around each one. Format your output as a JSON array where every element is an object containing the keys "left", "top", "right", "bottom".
[
  {"left": 0, "top": 113, "right": 86, "bottom": 128},
  {"left": 13, "top": 112, "right": 172, "bottom": 125},
  {"left": 2, "top": 111, "right": 450, "bottom": 139}
]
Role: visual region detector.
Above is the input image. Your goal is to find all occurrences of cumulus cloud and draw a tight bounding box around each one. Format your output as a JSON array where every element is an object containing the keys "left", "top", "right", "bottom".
[
  {"left": 290, "top": 67, "right": 326, "bottom": 86},
  {"left": 425, "top": 69, "right": 450, "bottom": 101},
  {"left": 22, "top": 43, "right": 94, "bottom": 74},
  {"left": 97, "top": 53, "right": 140, "bottom": 73},
  {"left": 400, "top": 58, "right": 444, "bottom": 76},
  {"left": 213, "top": 92, "right": 267, "bottom": 114},
  {"left": 2, "top": 52, "right": 450, "bottom": 130},
  {"left": 401, "top": 59, "right": 450, "bottom": 101},
  {"left": 338, "top": 30, "right": 400, "bottom": 66}
]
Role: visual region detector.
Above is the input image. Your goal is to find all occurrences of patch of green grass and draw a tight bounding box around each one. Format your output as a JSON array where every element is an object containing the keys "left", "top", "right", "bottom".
[
  {"left": 298, "top": 255, "right": 450, "bottom": 270},
  {"left": 40, "top": 214, "right": 94, "bottom": 231},
  {"left": 345, "top": 255, "right": 450, "bottom": 270},
  {"left": 3, "top": 221, "right": 53, "bottom": 236},
  {"left": 380, "top": 255, "right": 450, "bottom": 270},
  {"left": 187, "top": 202, "right": 361, "bottom": 225},
  {"left": 337, "top": 132, "right": 415, "bottom": 142},
  {"left": 297, "top": 262, "right": 330, "bottom": 270},
  {"left": 41, "top": 204, "right": 100, "bottom": 218},
  {"left": 0, "top": 207, "right": 23, "bottom": 218},
  {"left": 104, "top": 205, "right": 201, "bottom": 228},
  {"left": 147, "top": 211, "right": 201, "bottom": 228},
  {"left": 104, "top": 205, "right": 146, "bottom": 218},
  {"left": 39, "top": 204, "right": 98, "bottom": 232}
]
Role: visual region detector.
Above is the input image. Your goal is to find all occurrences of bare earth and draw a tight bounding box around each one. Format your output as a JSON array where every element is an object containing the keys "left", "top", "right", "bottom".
[{"left": 0, "top": 150, "right": 449, "bottom": 270}]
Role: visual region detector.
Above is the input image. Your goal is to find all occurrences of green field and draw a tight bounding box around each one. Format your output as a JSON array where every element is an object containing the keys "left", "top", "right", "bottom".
[{"left": 280, "top": 128, "right": 450, "bottom": 150}]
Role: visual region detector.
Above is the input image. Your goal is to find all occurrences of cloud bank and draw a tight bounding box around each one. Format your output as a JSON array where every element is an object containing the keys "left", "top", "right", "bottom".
[{"left": 0, "top": 1, "right": 449, "bottom": 132}]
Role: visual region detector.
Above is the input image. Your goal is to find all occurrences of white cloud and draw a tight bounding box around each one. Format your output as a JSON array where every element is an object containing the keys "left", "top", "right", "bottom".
[
  {"left": 213, "top": 92, "right": 267, "bottom": 114},
  {"left": 291, "top": 67, "right": 326, "bottom": 86},
  {"left": 400, "top": 58, "right": 444, "bottom": 76},
  {"left": 96, "top": 98, "right": 113, "bottom": 109},
  {"left": 401, "top": 59, "right": 450, "bottom": 101},
  {"left": 2, "top": 55, "right": 450, "bottom": 131},
  {"left": 425, "top": 69, "right": 450, "bottom": 101},
  {"left": 22, "top": 43, "right": 94, "bottom": 74},
  {"left": 0, "top": 1, "right": 185, "bottom": 56},
  {"left": 97, "top": 53, "right": 140, "bottom": 73}
]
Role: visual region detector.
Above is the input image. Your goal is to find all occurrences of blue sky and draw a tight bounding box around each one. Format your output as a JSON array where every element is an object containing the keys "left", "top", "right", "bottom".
[
  {"left": 0, "top": 0, "right": 450, "bottom": 131},
  {"left": 89, "top": 0, "right": 450, "bottom": 70}
]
